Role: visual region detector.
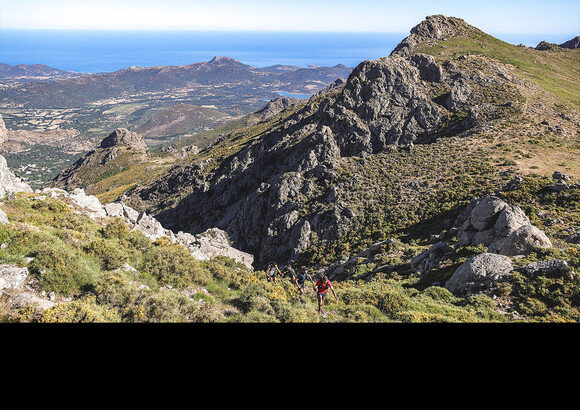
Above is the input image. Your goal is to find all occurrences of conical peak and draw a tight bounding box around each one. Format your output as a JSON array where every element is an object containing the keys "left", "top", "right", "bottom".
[
  {"left": 99, "top": 128, "right": 148, "bottom": 151},
  {"left": 391, "top": 15, "right": 476, "bottom": 57}
]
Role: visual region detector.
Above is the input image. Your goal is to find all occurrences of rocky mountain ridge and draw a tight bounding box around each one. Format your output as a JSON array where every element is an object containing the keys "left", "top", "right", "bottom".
[
  {"left": 391, "top": 15, "right": 474, "bottom": 57},
  {"left": 121, "top": 15, "right": 562, "bottom": 268},
  {"left": 536, "top": 36, "right": 580, "bottom": 51},
  {"left": 49, "top": 128, "right": 152, "bottom": 192}
]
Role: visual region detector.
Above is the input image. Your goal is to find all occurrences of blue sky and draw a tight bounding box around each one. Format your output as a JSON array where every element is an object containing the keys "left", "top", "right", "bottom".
[{"left": 1, "top": 0, "right": 579, "bottom": 35}]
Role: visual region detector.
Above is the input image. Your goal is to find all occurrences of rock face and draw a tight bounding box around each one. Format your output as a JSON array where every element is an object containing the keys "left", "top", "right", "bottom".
[
  {"left": 0, "top": 265, "right": 58, "bottom": 313},
  {"left": 411, "top": 241, "right": 454, "bottom": 273},
  {"left": 0, "top": 154, "right": 33, "bottom": 198},
  {"left": 560, "top": 36, "right": 580, "bottom": 49},
  {"left": 0, "top": 265, "right": 29, "bottom": 291},
  {"left": 536, "top": 37, "right": 580, "bottom": 50},
  {"left": 444, "top": 253, "right": 513, "bottom": 295},
  {"left": 519, "top": 259, "right": 571, "bottom": 279},
  {"left": 123, "top": 15, "right": 528, "bottom": 266},
  {"left": 0, "top": 114, "right": 7, "bottom": 145},
  {"left": 99, "top": 128, "right": 148, "bottom": 151},
  {"left": 329, "top": 56, "right": 443, "bottom": 149},
  {"left": 255, "top": 97, "right": 301, "bottom": 121},
  {"left": 454, "top": 195, "right": 552, "bottom": 256}
]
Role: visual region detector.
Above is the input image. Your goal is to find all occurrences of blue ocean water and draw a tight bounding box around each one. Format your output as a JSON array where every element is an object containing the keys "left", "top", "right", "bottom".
[
  {"left": 0, "top": 30, "right": 406, "bottom": 73},
  {"left": 0, "top": 30, "right": 576, "bottom": 74}
]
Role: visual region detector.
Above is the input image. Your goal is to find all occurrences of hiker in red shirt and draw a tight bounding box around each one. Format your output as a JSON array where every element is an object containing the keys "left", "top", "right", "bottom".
[{"left": 314, "top": 275, "right": 338, "bottom": 315}]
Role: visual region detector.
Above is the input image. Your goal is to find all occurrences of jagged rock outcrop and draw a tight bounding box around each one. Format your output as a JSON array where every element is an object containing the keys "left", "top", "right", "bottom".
[
  {"left": 255, "top": 97, "right": 301, "bottom": 121},
  {"left": 0, "top": 154, "right": 33, "bottom": 198},
  {"left": 325, "top": 56, "right": 444, "bottom": 149},
  {"left": 40, "top": 187, "right": 254, "bottom": 269},
  {"left": 535, "top": 41, "right": 560, "bottom": 51},
  {"left": 454, "top": 195, "right": 552, "bottom": 256},
  {"left": 50, "top": 128, "right": 150, "bottom": 190},
  {"left": 445, "top": 257, "right": 575, "bottom": 297},
  {"left": 0, "top": 265, "right": 29, "bottom": 291},
  {"left": 411, "top": 241, "right": 454, "bottom": 273},
  {"left": 560, "top": 36, "right": 580, "bottom": 49},
  {"left": 0, "top": 114, "right": 7, "bottom": 145},
  {"left": 536, "top": 37, "right": 580, "bottom": 51},
  {"left": 98, "top": 128, "right": 148, "bottom": 151},
  {"left": 312, "top": 78, "right": 347, "bottom": 98},
  {"left": 391, "top": 15, "right": 474, "bottom": 57},
  {"left": 518, "top": 259, "right": 572, "bottom": 279},
  {"left": 0, "top": 265, "right": 59, "bottom": 313}
]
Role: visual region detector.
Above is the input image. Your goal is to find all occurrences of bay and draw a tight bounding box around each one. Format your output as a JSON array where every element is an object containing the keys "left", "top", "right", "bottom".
[{"left": 0, "top": 30, "right": 406, "bottom": 73}]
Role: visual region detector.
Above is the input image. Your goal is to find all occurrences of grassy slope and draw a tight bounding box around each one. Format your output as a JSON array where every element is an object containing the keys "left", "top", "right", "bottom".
[
  {"left": 1, "top": 189, "right": 578, "bottom": 323},
  {"left": 416, "top": 30, "right": 580, "bottom": 109},
  {"left": 0, "top": 193, "right": 516, "bottom": 322},
  {"left": 417, "top": 31, "right": 580, "bottom": 181}
]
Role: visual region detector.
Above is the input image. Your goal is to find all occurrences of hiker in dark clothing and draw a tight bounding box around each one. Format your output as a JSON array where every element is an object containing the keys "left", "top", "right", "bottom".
[
  {"left": 283, "top": 263, "right": 299, "bottom": 288},
  {"left": 296, "top": 267, "right": 314, "bottom": 294},
  {"left": 265, "top": 262, "right": 281, "bottom": 282},
  {"left": 314, "top": 275, "right": 337, "bottom": 315}
]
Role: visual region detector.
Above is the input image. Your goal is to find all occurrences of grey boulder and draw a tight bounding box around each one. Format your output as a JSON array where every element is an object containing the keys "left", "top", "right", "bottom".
[{"left": 445, "top": 253, "right": 513, "bottom": 295}]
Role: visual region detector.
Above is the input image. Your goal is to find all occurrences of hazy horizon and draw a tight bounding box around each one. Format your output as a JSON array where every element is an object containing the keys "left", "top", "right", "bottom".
[{"left": 1, "top": 28, "right": 576, "bottom": 74}]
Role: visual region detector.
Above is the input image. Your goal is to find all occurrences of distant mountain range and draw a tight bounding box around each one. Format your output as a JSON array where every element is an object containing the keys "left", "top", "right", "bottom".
[{"left": 0, "top": 57, "right": 352, "bottom": 109}]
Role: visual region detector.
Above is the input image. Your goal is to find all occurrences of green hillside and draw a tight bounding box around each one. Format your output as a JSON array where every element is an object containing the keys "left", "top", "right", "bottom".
[
  {"left": 416, "top": 29, "right": 580, "bottom": 109},
  {"left": 2, "top": 15, "right": 579, "bottom": 323},
  {"left": 0, "top": 185, "right": 578, "bottom": 323}
]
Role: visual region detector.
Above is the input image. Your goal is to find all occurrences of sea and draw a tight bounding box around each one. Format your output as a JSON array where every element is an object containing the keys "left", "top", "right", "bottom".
[{"left": 0, "top": 30, "right": 576, "bottom": 74}]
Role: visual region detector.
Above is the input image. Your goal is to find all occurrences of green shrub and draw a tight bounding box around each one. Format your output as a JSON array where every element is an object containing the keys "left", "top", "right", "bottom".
[
  {"left": 337, "top": 304, "right": 387, "bottom": 322},
  {"left": 84, "top": 237, "right": 128, "bottom": 270},
  {"left": 29, "top": 238, "right": 101, "bottom": 296},
  {"left": 517, "top": 297, "right": 548, "bottom": 317},
  {"left": 421, "top": 286, "right": 458, "bottom": 303},
  {"left": 40, "top": 294, "right": 121, "bottom": 323},
  {"left": 119, "top": 230, "right": 151, "bottom": 252},
  {"left": 236, "top": 284, "right": 275, "bottom": 316},
  {"left": 139, "top": 240, "right": 212, "bottom": 288},
  {"left": 138, "top": 289, "right": 210, "bottom": 322},
  {"left": 271, "top": 299, "right": 318, "bottom": 323},
  {"left": 340, "top": 279, "right": 410, "bottom": 317},
  {"left": 101, "top": 217, "right": 130, "bottom": 239}
]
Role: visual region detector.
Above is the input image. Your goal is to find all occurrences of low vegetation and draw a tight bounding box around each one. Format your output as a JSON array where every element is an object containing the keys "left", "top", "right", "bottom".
[
  {"left": 1, "top": 185, "right": 578, "bottom": 322},
  {"left": 416, "top": 30, "right": 580, "bottom": 110}
]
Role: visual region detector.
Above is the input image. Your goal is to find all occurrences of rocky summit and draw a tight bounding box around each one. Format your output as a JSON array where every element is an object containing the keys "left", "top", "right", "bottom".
[{"left": 98, "top": 128, "right": 149, "bottom": 151}]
